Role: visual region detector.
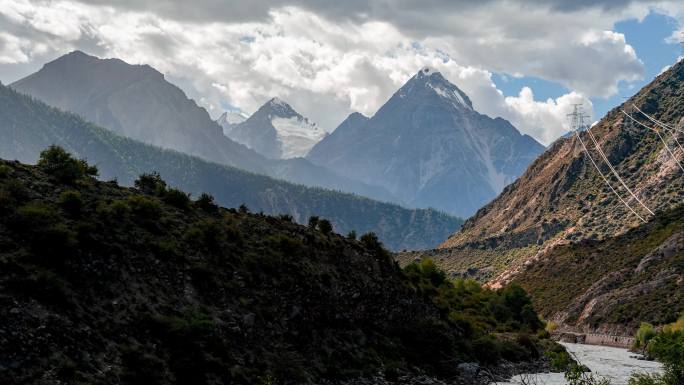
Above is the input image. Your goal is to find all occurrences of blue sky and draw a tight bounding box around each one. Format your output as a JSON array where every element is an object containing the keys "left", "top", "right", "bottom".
[{"left": 493, "top": 10, "right": 682, "bottom": 125}]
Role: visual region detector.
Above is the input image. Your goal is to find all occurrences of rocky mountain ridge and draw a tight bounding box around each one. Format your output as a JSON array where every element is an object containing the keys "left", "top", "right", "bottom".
[{"left": 216, "top": 110, "right": 248, "bottom": 137}]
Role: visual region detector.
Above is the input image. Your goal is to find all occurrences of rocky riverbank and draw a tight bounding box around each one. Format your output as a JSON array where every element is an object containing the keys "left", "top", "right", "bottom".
[{"left": 318, "top": 357, "right": 557, "bottom": 385}]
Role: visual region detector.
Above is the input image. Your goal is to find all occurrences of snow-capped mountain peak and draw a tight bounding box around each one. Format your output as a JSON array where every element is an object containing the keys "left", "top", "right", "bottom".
[
  {"left": 406, "top": 67, "right": 473, "bottom": 110},
  {"left": 263, "top": 97, "right": 299, "bottom": 118},
  {"left": 224, "top": 97, "right": 327, "bottom": 159},
  {"left": 218, "top": 111, "right": 248, "bottom": 125},
  {"left": 216, "top": 110, "right": 249, "bottom": 137}
]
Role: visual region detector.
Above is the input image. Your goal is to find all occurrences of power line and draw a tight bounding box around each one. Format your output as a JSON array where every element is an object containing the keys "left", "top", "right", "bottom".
[
  {"left": 631, "top": 104, "right": 684, "bottom": 155},
  {"left": 585, "top": 127, "right": 654, "bottom": 215},
  {"left": 568, "top": 105, "right": 648, "bottom": 223},
  {"left": 632, "top": 105, "right": 684, "bottom": 135},
  {"left": 621, "top": 110, "right": 684, "bottom": 173},
  {"left": 573, "top": 131, "right": 647, "bottom": 223}
]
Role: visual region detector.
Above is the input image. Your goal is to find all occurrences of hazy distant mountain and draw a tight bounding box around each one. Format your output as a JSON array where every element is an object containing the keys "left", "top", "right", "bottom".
[
  {"left": 216, "top": 110, "right": 248, "bottom": 137},
  {"left": 308, "top": 67, "right": 545, "bottom": 217},
  {"left": 10, "top": 51, "right": 395, "bottom": 202},
  {"left": 227, "top": 97, "right": 327, "bottom": 159},
  {"left": 11, "top": 50, "right": 261, "bottom": 170},
  {"left": 0, "top": 83, "right": 462, "bottom": 250}
]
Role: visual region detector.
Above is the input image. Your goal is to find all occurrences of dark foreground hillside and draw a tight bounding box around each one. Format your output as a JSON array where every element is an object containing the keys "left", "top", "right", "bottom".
[{"left": 0, "top": 150, "right": 561, "bottom": 385}]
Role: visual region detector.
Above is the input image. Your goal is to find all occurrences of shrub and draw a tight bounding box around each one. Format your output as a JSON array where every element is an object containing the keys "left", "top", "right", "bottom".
[
  {"left": 37, "top": 145, "right": 97, "bottom": 184},
  {"left": 629, "top": 373, "right": 664, "bottom": 385},
  {"left": 545, "top": 349, "right": 572, "bottom": 371},
  {"left": 1, "top": 179, "right": 28, "bottom": 202},
  {"left": 0, "top": 179, "right": 27, "bottom": 214},
  {"left": 152, "top": 311, "right": 216, "bottom": 337},
  {"left": 14, "top": 202, "right": 60, "bottom": 231},
  {"left": 126, "top": 196, "right": 162, "bottom": 221},
  {"left": 267, "top": 234, "right": 304, "bottom": 256},
  {"left": 164, "top": 188, "right": 190, "bottom": 210},
  {"left": 0, "top": 164, "right": 12, "bottom": 178},
  {"left": 278, "top": 214, "right": 294, "bottom": 223},
  {"left": 13, "top": 202, "right": 76, "bottom": 258},
  {"left": 360, "top": 232, "right": 383, "bottom": 251},
  {"left": 308, "top": 216, "right": 319, "bottom": 229},
  {"left": 119, "top": 344, "right": 167, "bottom": 385},
  {"left": 58, "top": 190, "right": 83, "bottom": 216},
  {"left": 184, "top": 219, "right": 240, "bottom": 253},
  {"left": 135, "top": 172, "right": 167, "bottom": 195},
  {"left": 238, "top": 204, "right": 249, "bottom": 214},
  {"left": 318, "top": 219, "right": 333, "bottom": 235},
  {"left": 96, "top": 199, "right": 131, "bottom": 220},
  {"left": 565, "top": 364, "right": 611, "bottom": 385},
  {"left": 546, "top": 321, "right": 559, "bottom": 332},
  {"left": 647, "top": 330, "right": 684, "bottom": 384},
  {"left": 663, "top": 313, "right": 684, "bottom": 333},
  {"left": 634, "top": 322, "right": 657, "bottom": 350},
  {"left": 500, "top": 284, "right": 544, "bottom": 331},
  {"left": 195, "top": 193, "right": 218, "bottom": 213},
  {"left": 347, "top": 230, "right": 357, "bottom": 240}
]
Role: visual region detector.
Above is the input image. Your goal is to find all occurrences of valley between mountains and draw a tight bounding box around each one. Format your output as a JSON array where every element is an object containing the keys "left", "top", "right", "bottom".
[{"left": 0, "top": 46, "right": 682, "bottom": 385}]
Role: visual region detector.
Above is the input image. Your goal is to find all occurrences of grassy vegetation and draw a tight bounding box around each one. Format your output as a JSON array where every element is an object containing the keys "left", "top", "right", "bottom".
[{"left": 629, "top": 315, "right": 684, "bottom": 385}]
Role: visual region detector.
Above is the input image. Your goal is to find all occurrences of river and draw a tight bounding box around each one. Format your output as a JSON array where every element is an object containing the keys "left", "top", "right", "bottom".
[{"left": 499, "top": 343, "right": 663, "bottom": 385}]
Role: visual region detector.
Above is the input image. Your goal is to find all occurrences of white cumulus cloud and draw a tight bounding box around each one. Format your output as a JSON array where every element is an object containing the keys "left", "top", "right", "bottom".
[{"left": 0, "top": 0, "right": 673, "bottom": 145}]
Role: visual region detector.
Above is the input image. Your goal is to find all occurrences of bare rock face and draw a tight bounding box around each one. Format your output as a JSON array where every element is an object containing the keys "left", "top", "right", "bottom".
[{"left": 308, "top": 67, "right": 544, "bottom": 218}]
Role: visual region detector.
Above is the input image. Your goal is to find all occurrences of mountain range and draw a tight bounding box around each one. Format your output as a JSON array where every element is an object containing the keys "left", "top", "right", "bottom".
[
  {"left": 307, "top": 67, "right": 545, "bottom": 217},
  {"left": 10, "top": 51, "right": 394, "bottom": 203},
  {"left": 0, "top": 83, "right": 462, "bottom": 251}
]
